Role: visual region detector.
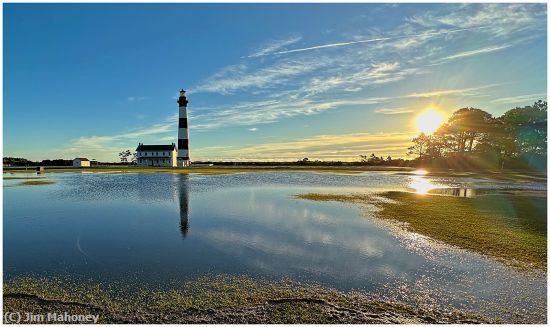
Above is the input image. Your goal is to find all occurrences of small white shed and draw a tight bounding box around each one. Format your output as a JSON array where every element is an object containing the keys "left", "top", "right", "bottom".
[{"left": 73, "top": 158, "right": 91, "bottom": 167}]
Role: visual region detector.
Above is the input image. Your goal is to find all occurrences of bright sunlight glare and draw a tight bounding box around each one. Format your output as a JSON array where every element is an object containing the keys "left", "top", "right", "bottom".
[{"left": 416, "top": 109, "right": 444, "bottom": 134}]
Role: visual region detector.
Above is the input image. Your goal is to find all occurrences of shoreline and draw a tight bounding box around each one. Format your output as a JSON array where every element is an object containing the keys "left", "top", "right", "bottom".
[
  {"left": 3, "top": 166, "right": 547, "bottom": 182},
  {"left": 3, "top": 275, "right": 495, "bottom": 324},
  {"left": 295, "top": 191, "right": 547, "bottom": 271}
]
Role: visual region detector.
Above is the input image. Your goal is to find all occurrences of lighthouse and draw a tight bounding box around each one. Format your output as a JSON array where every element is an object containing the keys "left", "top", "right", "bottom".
[{"left": 177, "top": 89, "right": 190, "bottom": 167}]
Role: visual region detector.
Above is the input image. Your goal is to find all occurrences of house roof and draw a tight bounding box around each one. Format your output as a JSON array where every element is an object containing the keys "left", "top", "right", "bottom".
[
  {"left": 136, "top": 143, "right": 177, "bottom": 151},
  {"left": 73, "top": 158, "right": 90, "bottom": 161}
]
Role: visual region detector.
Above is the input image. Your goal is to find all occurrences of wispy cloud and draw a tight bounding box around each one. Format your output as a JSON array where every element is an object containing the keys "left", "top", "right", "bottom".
[
  {"left": 191, "top": 96, "right": 391, "bottom": 130},
  {"left": 406, "top": 84, "right": 499, "bottom": 98},
  {"left": 269, "top": 26, "right": 488, "bottom": 56},
  {"left": 190, "top": 58, "right": 330, "bottom": 95},
  {"left": 247, "top": 35, "right": 302, "bottom": 58},
  {"left": 192, "top": 132, "right": 416, "bottom": 161},
  {"left": 61, "top": 116, "right": 177, "bottom": 161},
  {"left": 438, "top": 44, "right": 512, "bottom": 62},
  {"left": 406, "top": 3, "right": 546, "bottom": 37},
  {"left": 248, "top": 127, "right": 258, "bottom": 132},
  {"left": 490, "top": 93, "right": 547, "bottom": 104},
  {"left": 127, "top": 96, "right": 147, "bottom": 101},
  {"left": 375, "top": 107, "right": 414, "bottom": 115}
]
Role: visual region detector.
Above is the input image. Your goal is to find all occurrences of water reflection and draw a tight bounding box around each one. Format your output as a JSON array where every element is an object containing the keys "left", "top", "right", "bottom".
[
  {"left": 3, "top": 172, "right": 546, "bottom": 323},
  {"left": 430, "top": 188, "right": 476, "bottom": 197},
  {"left": 177, "top": 174, "right": 190, "bottom": 239},
  {"left": 409, "top": 175, "right": 476, "bottom": 197},
  {"left": 408, "top": 175, "right": 442, "bottom": 195},
  {"left": 412, "top": 169, "right": 428, "bottom": 175}
]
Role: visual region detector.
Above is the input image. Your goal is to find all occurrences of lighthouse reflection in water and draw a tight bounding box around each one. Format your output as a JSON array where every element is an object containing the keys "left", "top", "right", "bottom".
[{"left": 177, "top": 174, "right": 190, "bottom": 238}]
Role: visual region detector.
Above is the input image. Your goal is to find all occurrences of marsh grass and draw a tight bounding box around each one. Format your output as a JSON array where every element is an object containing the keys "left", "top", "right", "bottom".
[
  {"left": 3, "top": 275, "right": 490, "bottom": 323},
  {"left": 295, "top": 192, "right": 547, "bottom": 270},
  {"left": 18, "top": 180, "right": 55, "bottom": 186}
]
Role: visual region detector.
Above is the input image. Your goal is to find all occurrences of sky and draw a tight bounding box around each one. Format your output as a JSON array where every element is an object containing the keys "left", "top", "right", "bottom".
[{"left": 4, "top": 3, "right": 547, "bottom": 162}]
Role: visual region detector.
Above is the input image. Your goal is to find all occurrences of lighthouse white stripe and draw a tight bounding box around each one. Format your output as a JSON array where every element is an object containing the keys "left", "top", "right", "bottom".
[{"left": 178, "top": 128, "right": 189, "bottom": 138}]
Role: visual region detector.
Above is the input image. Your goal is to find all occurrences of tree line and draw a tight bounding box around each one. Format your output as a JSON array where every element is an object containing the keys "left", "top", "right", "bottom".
[{"left": 407, "top": 100, "right": 547, "bottom": 170}]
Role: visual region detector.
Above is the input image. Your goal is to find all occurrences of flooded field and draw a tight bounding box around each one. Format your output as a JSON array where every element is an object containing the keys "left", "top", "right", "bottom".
[{"left": 3, "top": 171, "right": 547, "bottom": 323}]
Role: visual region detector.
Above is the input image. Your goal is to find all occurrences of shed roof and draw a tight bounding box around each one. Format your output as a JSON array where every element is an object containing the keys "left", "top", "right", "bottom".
[{"left": 73, "top": 158, "right": 90, "bottom": 161}]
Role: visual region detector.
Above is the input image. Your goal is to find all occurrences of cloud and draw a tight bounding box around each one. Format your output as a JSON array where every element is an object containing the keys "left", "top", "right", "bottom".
[
  {"left": 406, "top": 3, "right": 546, "bottom": 37},
  {"left": 190, "top": 58, "right": 329, "bottom": 95},
  {"left": 375, "top": 107, "right": 414, "bottom": 115},
  {"left": 192, "top": 132, "right": 416, "bottom": 161},
  {"left": 283, "top": 61, "right": 419, "bottom": 99},
  {"left": 437, "top": 44, "right": 513, "bottom": 62},
  {"left": 248, "top": 127, "right": 258, "bottom": 132},
  {"left": 268, "top": 26, "right": 489, "bottom": 56},
  {"left": 127, "top": 96, "right": 147, "bottom": 101},
  {"left": 61, "top": 115, "right": 177, "bottom": 161},
  {"left": 490, "top": 93, "right": 547, "bottom": 104},
  {"left": 406, "top": 84, "right": 500, "bottom": 98},
  {"left": 191, "top": 96, "right": 391, "bottom": 130},
  {"left": 247, "top": 35, "right": 302, "bottom": 58}
]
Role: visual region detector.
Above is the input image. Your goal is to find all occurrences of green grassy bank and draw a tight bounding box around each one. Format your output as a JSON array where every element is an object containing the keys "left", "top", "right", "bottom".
[
  {"left": 295, "top": 192, "right": 547, "bottom": 270},
  {"left": 3, "top": 275, "right": 490, "bottom": 324}
]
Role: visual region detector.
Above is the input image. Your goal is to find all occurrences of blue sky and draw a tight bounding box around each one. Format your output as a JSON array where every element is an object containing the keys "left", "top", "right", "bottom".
[{"left": 4, "top": 3, "right": 547, "bottom": 161}]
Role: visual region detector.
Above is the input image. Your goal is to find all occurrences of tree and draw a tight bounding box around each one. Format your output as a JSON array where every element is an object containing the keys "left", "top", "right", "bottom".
[
  {"left": 439, "top": 108, "right": 495, "bottom": 153},
  {"left": 407, "top": 133, "right": 430, "bottom": 158},
  {"left": 407, "top": 100, "right": 547, "bottom": 170},
  {"left": 119, "top": 150, "right": 132, "bottom": 163},
  {"left": 3, "top": 157, "right": 35, "bottom": 166},
  {"left": 499, "top": 100, "right": 547, "bottom": 156},
  {"left": 131, "top": 152, "right": 137, "bottom": 165}
]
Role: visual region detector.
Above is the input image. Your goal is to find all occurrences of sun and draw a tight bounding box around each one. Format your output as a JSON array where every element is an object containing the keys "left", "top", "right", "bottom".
[{"left": 416, "top": 109, "right": 444, "bottom": 134}]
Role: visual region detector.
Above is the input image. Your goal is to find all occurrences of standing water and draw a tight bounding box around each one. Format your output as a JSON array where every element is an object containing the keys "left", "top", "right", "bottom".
[{"left": 3, "top": 171, "right": 547, "bottom": 322}]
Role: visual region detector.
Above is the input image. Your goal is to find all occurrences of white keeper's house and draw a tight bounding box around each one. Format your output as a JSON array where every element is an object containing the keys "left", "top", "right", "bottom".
[{"left": 136, "top": 143, "right": 177, "bottom": 167}]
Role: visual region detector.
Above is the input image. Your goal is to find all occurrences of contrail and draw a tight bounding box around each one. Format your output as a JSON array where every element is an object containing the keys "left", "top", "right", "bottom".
[{"left": 269, "top": 26, "right": 490, "bottom": 56}]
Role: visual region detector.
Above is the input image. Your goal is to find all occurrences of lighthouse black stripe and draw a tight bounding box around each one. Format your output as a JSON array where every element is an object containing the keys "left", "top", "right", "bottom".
[
  {"left": 178, "top": 118, "right": 187, "bottom": 128},
  {"left": 178, "top": 139, "right": 189, "bottom": 149}
]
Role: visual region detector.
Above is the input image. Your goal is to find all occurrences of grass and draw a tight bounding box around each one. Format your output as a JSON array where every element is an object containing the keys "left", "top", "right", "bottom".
[
  {"left": 17, "top": 180, "right": 56, "bottom": 186},
  {"left": 3, "top": 275, "right": 490, "bottom": 324},
  {"left": 295, "top": 192, "right": 547, "bottom": 270}
]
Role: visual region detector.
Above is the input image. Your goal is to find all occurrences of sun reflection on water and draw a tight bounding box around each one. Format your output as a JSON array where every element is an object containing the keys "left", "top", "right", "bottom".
[
  {"left": 412, "top": 169, "right": 428, "bottom": 175},
  {"left": 408, "top": 175, "right": 443, "bottom": 195}
]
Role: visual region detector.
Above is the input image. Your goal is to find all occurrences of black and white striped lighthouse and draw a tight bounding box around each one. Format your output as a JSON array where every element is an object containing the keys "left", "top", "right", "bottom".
[{"left": 177, "top": 89, "right": 190, "bottom": 167}]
